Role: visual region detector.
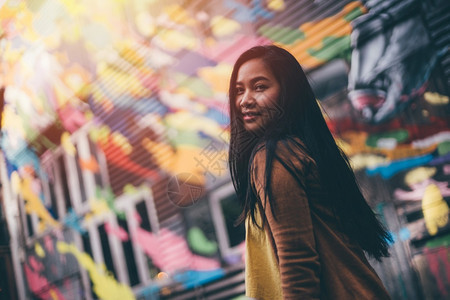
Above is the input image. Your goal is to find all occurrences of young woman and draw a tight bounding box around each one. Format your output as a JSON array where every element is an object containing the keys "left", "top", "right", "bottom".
[{"left": 228, "top": 45, "right": 392, "bottom": 299}]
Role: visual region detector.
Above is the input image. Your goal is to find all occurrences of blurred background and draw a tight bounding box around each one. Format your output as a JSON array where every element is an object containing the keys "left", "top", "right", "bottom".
[{"left": 0, "top": 0, "right": 449, "bottom": 299}]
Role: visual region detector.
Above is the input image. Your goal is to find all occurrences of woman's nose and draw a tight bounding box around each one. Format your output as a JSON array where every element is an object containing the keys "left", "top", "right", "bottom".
[{"left": 239, "top": 91, "right": 254, "bottom": 107}]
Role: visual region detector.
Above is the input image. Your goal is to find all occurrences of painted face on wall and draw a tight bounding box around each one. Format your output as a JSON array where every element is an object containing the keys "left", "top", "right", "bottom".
[{"left": 235, "top": 58, "right": 281, "bottom": 133}]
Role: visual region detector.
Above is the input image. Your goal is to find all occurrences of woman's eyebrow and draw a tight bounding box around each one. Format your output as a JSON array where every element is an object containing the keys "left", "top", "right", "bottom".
[
  {"left": 236, "top": 76, "right": 270, "bottom": 85},
  {"left": 250, "top": 76, "right": 270, "bottom": 84}
]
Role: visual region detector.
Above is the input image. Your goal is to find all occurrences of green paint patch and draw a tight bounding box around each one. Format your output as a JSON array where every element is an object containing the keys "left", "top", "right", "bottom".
[
  {"left": 174, "top": 73, "right": 214, "bottom": 98},
  {"left": 96, "top": 186, "right": 126, "bottom": 219},
  {"left": 366, "top": 130, "right": 410, "bottom": 148},
  {"left": 187, "top": 226, "right": 218, "bottom": 256},
  {"left": 437, "top": 141, "right": 450, "bottom": 156},
  {"left": 344, "top": 6, "right": 366, "bottom": 22},
  {"left": 257, "top": 24, "right": 305, "bottom": 45},
  {"left": 167, "top": 130, "right": 208, "bottom": 148},
  {"left": 425, "top": 234, "right": 450, "bottom": 249},
  {"left": 25, "top": 0, "right": 47, "bottom": 13},
  {"left": 307, "top": 35, "right": 351, "bottom": 61}
]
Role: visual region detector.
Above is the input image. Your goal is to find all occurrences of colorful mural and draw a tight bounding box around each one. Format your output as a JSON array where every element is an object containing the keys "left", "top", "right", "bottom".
[{"left": 0, "top": 0, "right": 449, "bottom": 299}]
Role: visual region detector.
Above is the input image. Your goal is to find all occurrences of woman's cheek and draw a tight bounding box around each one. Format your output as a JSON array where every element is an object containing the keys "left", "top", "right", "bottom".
[{"left": 235, "top": 97, "right": 242, "bottom": 110}]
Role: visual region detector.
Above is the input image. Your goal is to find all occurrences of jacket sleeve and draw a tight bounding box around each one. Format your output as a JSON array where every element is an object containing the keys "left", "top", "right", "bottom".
[{"left": 251, "top": 147, "right": 321, "bottom": 299}]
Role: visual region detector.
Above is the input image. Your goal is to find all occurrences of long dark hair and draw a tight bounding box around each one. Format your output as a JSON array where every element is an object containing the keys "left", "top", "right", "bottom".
[{"left": 228, "top": 45, "right": 391, "bottom": 260}]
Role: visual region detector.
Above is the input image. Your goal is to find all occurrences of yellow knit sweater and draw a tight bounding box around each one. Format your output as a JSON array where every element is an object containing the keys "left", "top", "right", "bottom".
[{"left": 245, "top": 207, "right": 283, "bottom": 299}]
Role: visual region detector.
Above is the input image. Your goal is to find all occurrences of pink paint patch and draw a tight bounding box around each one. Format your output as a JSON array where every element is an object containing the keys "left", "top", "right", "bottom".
[
  {"left": 134, "top": 227, "right": 219, "bottom": 274},
  {"left": 24, "top": 258, "right": 66, "bottom": 299},
  {"left": 57, "top": 105, "right": 86, "bottom": 133},
  {"left": 63, "top": 279, "right": 74, "bottom": 299},
  {"left": 28, "top": 256, "right": 43, "bottom": 272},
  {"left": 24, "top": 264, "right": 48, "bottom": 293},
  {"left": 104, "top": 222, "right": 129, "bottom": 241},
  {"left": 191, "top": 255, "right": 220, "bottom": 270},
  {"left": 348, "top": 89, "right": 386, "bottom": 110},
  {"left": 134, "top": 211, "right": 142, "bottom": 224},
  {"left": 424, "top": 247, "right": 450, "bottom": 296},
  {"left": 444, "top": 164, "right": 450, "bottom": 175},
  {"left": 44, "top": 235, "right": 54, "bottom": 254},
  {"left": 394, "top": 180, "right": 450, "bottom": 201}
]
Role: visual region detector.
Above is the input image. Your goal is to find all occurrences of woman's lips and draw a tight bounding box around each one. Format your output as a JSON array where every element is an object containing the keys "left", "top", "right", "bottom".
[{"left": 242, "top": 112, "right": 260, "bottom": 122}]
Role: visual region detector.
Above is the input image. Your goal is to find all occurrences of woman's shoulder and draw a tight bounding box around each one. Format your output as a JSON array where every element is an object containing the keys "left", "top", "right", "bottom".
[
  {"left": 253, "top": 136, "right": 313, "bottom": 164},
  {"left": 251, "top": 136, "right": 317, "bottom": 184}
]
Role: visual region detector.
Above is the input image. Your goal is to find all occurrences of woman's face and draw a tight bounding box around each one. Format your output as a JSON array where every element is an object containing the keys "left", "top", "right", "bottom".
[{"left": 235, "top": 58, "right": 281, "bottom": 133}]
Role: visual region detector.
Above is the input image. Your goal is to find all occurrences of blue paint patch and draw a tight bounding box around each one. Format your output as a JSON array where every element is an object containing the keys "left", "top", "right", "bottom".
[
  {"left": 429, "top": 152, "right": 450, "bottom": 166},
  {"left": 90, "top": 100, "right": 168, "bottom": 141},
  {"left": 225, "top": 0, "right": 274, "bottom": 23},
  {"left": 366, "top": 154, "right": 433, "bottom": 179},
  {"left": 1, "top": 135, "right": 41, "bottom": 173},
  {"left": 90, "top": 84, "right": 168, "bottom": 118},
  {"left": 252, "top": 0, "right": 275, "bottom": 20},
  {"left": 203, "top": 108, "right": 229, "bottom": 126},
  {"left": 225, "top": 0, "right": 255, "bottom": 23},
  {"left": 63, "top": 209, "right": 87, "bottom": 235},
  {"left": 399, "top": 227, "right": 410, "bottom": 241},
  {"left": 137, "top": 284, "right": 160, "bottom": 299},
  {"left": 173, "top": 269, "right": 225, "bottom": 290},
  {"left": 46, "top": 205, "right": 58, "bottom": 219},
  {"left": 387, "top": 231, "right": 396, "bottom": 245},
  {"left": 4, "top": 157, "right": 17, "bottom": 177}
]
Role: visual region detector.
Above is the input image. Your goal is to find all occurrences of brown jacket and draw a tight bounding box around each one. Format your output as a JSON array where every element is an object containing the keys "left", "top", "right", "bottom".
[{"left": 246, "top": 138, "right": 391, "bottom": 299}]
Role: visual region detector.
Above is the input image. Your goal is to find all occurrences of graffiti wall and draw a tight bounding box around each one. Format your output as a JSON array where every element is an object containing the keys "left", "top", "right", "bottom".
[
  {"left": 317, "top": 0, "right": 450, "bottom": 299},
  {"left": 0, "top": 0, "right": 449, "bottom": 299}
]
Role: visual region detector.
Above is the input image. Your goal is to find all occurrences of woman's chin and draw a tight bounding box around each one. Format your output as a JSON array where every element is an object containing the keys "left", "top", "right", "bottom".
[{"left": 244, "top": 123, "right": 265, "bottom": 136}]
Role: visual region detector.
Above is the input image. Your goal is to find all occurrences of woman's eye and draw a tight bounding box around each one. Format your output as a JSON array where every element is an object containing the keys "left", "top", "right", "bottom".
[
  {"left": 255, "top": 85, "right": 267, "bottom": 91},
  {"left": 236, "top": 87, "right": 244, "bottom": 95}
]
